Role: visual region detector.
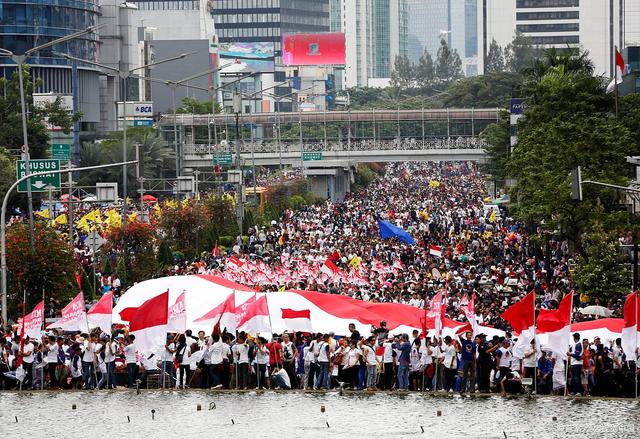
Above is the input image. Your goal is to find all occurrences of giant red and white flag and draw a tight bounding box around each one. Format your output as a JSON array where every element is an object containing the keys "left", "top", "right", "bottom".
[
  {"left": 427, "top": 290, "right": 445, "bottom": 336},
  {"left": 237, "top": 294, "right": 271, "bottom": 335},
  {"left": 320, "top": 258, "right": 341, "bottom": 279},
  {"left": 281, "top": 308, "right": 312, "bottom": 333},
  {"left": 167, "top": 291, "right": 187, "bottom": 333},
  {"left": 621, "top": 291, "right": 639, "bottom": 363},
  {"left": 47, "top": 292, "right": 89, "bottom": 333},
  {"left": 18, "top": 300, "right": 44, "bottom": 340},
  {"left": 501, "top": 291, "right": 536, "bottom": 358},
  {"left": 429, "top": 245, "right": 442, "bottom": 258},
  {"left": 87, "top": 292, "right": 113, "bottom": 334},
  {"left": 130, "top": 290, "right": 169, "bottom": 354},
  {"left": 194, "top": 292, "right": 236, "bottom": 334},
  {"left": 606, "top": 48, "right": 625, "bottom": 93},
  {"left": 537, "top": 293, "right": 572, "bottom": 360}
]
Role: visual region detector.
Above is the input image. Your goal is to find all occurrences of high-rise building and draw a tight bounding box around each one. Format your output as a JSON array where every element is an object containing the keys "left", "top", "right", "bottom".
[
  {"left": 0, "top": 0, "right": 102, "bottom": 130},
  {"left": 406, "top": 0, "right": 478, "bottom": 76},
  {"left": 344, "top": 0, "right": 408, "bottom": 88},
  {"left": 478, "top": 0, "right": 634, "bottom": 77},
  {"left": 212, "top": 0, "right": 330, "bottom": 61}
]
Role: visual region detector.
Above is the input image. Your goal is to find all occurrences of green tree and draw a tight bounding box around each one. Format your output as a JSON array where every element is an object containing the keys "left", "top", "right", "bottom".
[
  {"left": 416, "top": 50, "right": 435, "bottom": 89},
  {"left": 508, "top": 51, "right": 633, "bottom": 247},
  {"left": 157, "top": 239, "right": 174, "bottom": 268},
  {"left": 0, "top": 147, "right": 16, "bottom": 202},
  {"left": 176, "top": 97, "right": 223, "bottom": 114},
  {"left": 390, "top": 55, "right": 415, "bottom": 89},
  {"left": 435, "top": 39, "right": 463, "bottom": 83},
  {"left": 104, "top": 222, "right": 158, "bottom": 284},
  {"left": 442, "top": 72, "right": 521, "bottom": 108},
  {"left": 6, "top": 223, "right": 78, "bottom": 313},
  {"left": 485, "top": 39, "right": 505, "bottom": 73},
  {"left": 480, "top": 110, "right": 510, "bottom": 180},
  {"left": 0, "top": 66, "right": 78, "bottom": 159},
  {"left": 573, "top": 223, "right": 631, "bottom": 304},
  {"left": 504, "top": 31, "right": 538, "bottom": 73}
]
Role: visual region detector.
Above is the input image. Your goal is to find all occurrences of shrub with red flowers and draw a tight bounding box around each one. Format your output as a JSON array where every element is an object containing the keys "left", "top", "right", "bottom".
[{"left": 6, "top": 223, "right": 78, "bottom": 314}]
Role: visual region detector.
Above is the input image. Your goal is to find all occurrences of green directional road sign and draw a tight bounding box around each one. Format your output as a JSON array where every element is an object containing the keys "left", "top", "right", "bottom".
[
  {"left": 50, "top": 143, "right": 71, "bottom": 161},
  {"left": 16, "top": 159, "right": 61, "bottom": 193},
  {"left": 213, "top": 153, "right": 233, "bottom": 165},
  {"left": 303, "top": 152, "right": 323, "bottom": 161}
]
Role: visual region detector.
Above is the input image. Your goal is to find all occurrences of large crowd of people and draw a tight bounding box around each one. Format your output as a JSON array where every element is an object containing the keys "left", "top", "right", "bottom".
[{"left": 1, "top": 162, "right": 638, "bottom": 396}]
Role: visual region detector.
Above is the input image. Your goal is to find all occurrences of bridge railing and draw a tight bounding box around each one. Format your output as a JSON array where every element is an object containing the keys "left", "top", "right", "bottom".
[{"left": 183, "top": 137, "right": 487, "bottom": 155}]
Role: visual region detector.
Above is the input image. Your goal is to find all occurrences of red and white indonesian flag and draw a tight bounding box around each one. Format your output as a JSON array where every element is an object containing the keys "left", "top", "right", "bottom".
[
  {"left": 47, "top": 292, "right": 89, "bottom": 333},
  {"left": 460, "top": 292, "right": 479, "bottom": 336},
  {"left": 501, "top": 291, "right": 536, "bottom": 358},
  {"left": 194, "top": 292, "right": 237, "bottom": 333},
  {"left": 18, "top": 300, "right": 44, "bottom": 340},
  {"left": 130, "top": 290, "right": 169, "bottom": 354},
  {"left": 167, "top": 291, "right": 187, "bottom": 333},
  {"left": 237, "top": 294, "right": 271, "bottom": 335},
  {"left": 537, "top": 293, "right": 572, "bottom": 360},
  {"left": 227, "top": 256, "right": 245, "bottom": 270},
  {"left": 320, "top": 258, "right": 341, "bottom": 278},
  {"left": 281, "top": 308, "right": 312, "bottom": 332},
  {"left": 427, "top": 290, "right": 445, "bottom": 336},
  {"left": 622, "top": 291, "right": 640, "bottom": 363},
  {"left": 607, "top": 48, "right": 625, "bottom": 93},
  {"left": 87, "top": 292, "right": 113, "bottom": 334},
  {"left": 429, "top": 245, "right": 442, "bottom": 258}
]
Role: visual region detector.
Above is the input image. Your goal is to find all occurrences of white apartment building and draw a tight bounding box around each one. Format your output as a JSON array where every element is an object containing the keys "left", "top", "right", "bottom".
[{"left": 478, "top": 0, "right": 639, "bottom": 77}]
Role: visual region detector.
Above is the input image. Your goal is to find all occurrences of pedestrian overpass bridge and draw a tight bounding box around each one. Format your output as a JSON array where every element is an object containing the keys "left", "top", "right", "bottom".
[
  {"left": 158, "top": 108, "right": 497, "bottom": 201},
  {"left": 159, "top": 108, "right": 498, "bottom": 169}
]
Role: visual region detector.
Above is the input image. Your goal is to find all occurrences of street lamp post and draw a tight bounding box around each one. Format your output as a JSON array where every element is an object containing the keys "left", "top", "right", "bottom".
[
  {"left": 0, "top": 25, "right": 100, "bottom": 249},
  {"left": 1, "top": 160, "right": 137, "bottom": 324}
]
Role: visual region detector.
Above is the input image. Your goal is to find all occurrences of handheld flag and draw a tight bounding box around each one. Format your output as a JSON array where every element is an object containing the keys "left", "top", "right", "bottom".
[{"left": 378, "top": 220, "right": 416, "bottom": 245}]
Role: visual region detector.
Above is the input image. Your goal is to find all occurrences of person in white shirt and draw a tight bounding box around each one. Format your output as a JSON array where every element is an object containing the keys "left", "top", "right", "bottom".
[
  {"left": 160, "top": 335, "right": 176, "bottom": 388},
  {"left": 523, "top": 340, "right": 538, "bottom": 388},
  {"left": 122, "top": 334, "right": 138, "bottom": 388},
  {"left": 496, "top": 339, "right": 513, "bottom": 382},
  {"left": 207, "top": 333, "right": 225, "bottom": 389},
  {"left": 254, "top": 337, "right": 270, "bottom": 389},
  {"left": 281, "top": 333, "right": 298, "bottom": 389},
  {"left": 344, "top": 339, "right": 361, "bottom": 389},
  {"left": 363, "top": 337, "right": 378, "bottom": 390},
  {"left": 82, "top": 333, "right": 98, "bottom": 390},
  {"left": 175, "top": 334, "right": 192, "bottom": 389},
  {"left": 232, "top": 335, "right": 250, "bottom": 389},
  {"left": 44, "top": 335, "right": 61, "bottom": 389},
  {"left": 442, "top": 336, "right": 459, "bottom": 392},
  {"left": 18, "top": 337, "right": 34, "bottom": 388},
  {"left": 381, "top": 338, "right": 395, "bottom": 390},
  {"left": 97, "top": 335, "right": 118, "bottom": 389},
  {"left": 314, "top": 334, "right": 331, "bottom": 390}
]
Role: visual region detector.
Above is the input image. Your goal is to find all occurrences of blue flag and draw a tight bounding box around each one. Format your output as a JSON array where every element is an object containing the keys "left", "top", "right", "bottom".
[{"left": 378, "top": 220, "right": 416, "bottom": 245}]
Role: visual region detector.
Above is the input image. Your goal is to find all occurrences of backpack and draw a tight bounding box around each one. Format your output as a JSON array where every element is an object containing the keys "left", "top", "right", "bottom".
[{"left": 175, "top": 343, "right": 186, "bottom": 363}]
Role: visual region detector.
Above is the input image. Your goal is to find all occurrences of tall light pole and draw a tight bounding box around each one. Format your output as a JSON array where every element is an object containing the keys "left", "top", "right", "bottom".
[
  {"left": 63, "top": 51, "right": 194, "bottom": 227},
  {"left": 0, "top": 25, "right": 100, "bottom": 249}
]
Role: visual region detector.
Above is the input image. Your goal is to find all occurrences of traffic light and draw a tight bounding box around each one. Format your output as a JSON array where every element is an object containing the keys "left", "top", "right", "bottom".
[{"left": 571, "top": 166, "right": 582, "bottom": 201}]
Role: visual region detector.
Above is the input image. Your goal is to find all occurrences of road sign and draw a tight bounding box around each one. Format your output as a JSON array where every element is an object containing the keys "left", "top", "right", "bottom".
[
  {"left": 50, "top": 143, "right": 71, "bottom": 161},
  {"left": 213, "top": 153, "right": 233, "bottom": 165},
  {"left": 303, "top": 152, "right": 323, "bottom": 161},
  {"left": 86, "top": 231, "right": 105, "bottom": 251},
  {"left": 16, "top": 159, "right": 61, "bottom": 193}
]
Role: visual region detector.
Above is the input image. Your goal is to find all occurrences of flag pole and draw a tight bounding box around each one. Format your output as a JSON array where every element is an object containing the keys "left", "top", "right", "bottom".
[
  {"left": 19, "top": 287, "right": 26, "bottom": 392},
  {"left": 533, "top": 289, "right": 537, "bottom": 395},
  {"left": 635, "top": 290, "right": 638, "bottom": 399},
  {"left": 614, "top": 45, "right": 619, "bottom": 118},
  {"left": 564, "top": 292, "right": 574, "bottom": 397}
]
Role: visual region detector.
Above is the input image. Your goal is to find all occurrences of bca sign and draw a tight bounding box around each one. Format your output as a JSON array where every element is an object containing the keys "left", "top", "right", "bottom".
[{"left": 134, "top": 103, "right": 153, "bottom": 116}]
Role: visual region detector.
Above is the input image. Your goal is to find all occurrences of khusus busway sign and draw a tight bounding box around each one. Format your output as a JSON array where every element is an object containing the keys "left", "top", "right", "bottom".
[{"left": 16, "top": 159, "right": 61, "bottom": 193}]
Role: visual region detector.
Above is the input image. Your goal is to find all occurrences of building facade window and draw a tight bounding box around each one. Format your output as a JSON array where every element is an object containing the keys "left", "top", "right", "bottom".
[
  {"left": 516, "top": 0, "right": 579, "bottom": 8},
  {"left": 516, "top": 23, "right": 579, "bottom": 32}
]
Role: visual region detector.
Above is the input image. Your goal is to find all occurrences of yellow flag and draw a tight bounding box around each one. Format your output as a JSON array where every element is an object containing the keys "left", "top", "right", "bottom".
[
  {"left": 181, "top": 198, "right": 189, "bottom": 208},
  {"left": 349, "top": 255, "right": 361, "bottom": 268},
  {"left": 429, "top": 180, "right": 440, "bottom": 188},
  {"left": 489, "top": 211, "right": 496, "bottom": 223},
  {"left": 54, "top": 214, "right": 68, "bottom": 225},
  {"left": 165, "top": 199, "right": 178, "bottom": 209},
  {"left": 35, "top": 209, "right": 49, "bottom": 219},
  {"left": 153, "top": 203, "right": 162, "bottom": 218},
  {"left": 127, "top": 212, "right": 138, "bottom": 223},
  {"left": 76, "top": 217, "right": 90, "bottom": 232},
  {"left": 278, "top": 285, "right": 286, "bottom": 292}
]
